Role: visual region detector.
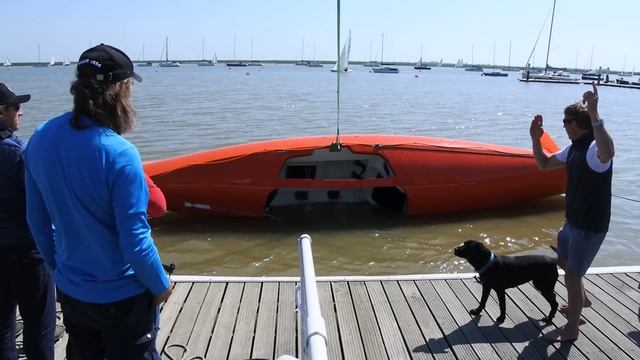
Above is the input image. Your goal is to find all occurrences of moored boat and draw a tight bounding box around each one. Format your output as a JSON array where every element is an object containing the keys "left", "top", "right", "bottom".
[
  {"left": 482, "top": 71, "right": 508, "bottom": 77},
  {"left": 144, "top": 133, "right": 566, "bottom": 218}
]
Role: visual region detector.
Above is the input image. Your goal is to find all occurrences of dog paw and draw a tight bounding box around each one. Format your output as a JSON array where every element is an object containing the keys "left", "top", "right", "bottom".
[
  {"left": 496, "top": 315, "right": 505, "bottom": 324},
  {"left": 469, "top": 308, "right": 482, "bottom": 316},
  {"left": 541, "top": 316, "right": 554, "bottom": 324}
]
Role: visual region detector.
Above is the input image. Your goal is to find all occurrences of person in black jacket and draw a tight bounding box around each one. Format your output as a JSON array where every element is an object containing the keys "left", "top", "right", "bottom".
[
  {"left": 0, "top": 83, "right": 56, "bottom": 359},
  {"left": 529, "top": 82, "right": 615, "bottom": 342}
]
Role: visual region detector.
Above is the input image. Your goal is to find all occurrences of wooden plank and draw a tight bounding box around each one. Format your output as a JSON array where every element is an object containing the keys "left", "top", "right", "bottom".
[
  {"left": 349, "top": 282, "right": 388, "bottom": 360},
  {"left": 462, "top": 279, "right": 565, "bottom": 360},
  {"left": 582, "top": 277, "right": 640, "bottom": 331},
  {"left": 332, "top": 281, "right": 366, "bottom": 360},
  {"left": 228, "top": 283, "right": 261, "bottom": 360},
  {"left": 594, "top": 274, "right": 640, "bottom": 308},
  {"left": 162, "top": 282, "right": 209, "bottom": 360},
  {"left": 251, "top": 282, "right": 278, "bottom": 360},
  {"left": 555, "top": 277, "right": 639, "bottom": 359},
  {"left": 610, "top": 273, "right": 640, "bottom": 294},
  {"left": 626, "top": 272, "right": 640, "bottom": 283},
  {"left": 318, "top": 282, "right": 343, "bottom": 360},
  {"left": 414, "top": 280, "right": 480, "bottom": 360},
  {"left": 158, "top": 282, "right": 192, "bottom": 354},
  {"left": 186, "top": 283, "right": 226, "bottom": 359},
  {"left": 398, "top": 281, "right": 455, "bottom": 360},
  {"left": 447, "top": 280, "right": 525, "bottom": 360},
  {"left": 274, "top": 282, "right": 297, "bottom": 359},
  {"left": 367, "top": 282, "right": 412, "bottom": 359},
  {"left": 206, "top": 282, "right": 243, "bottom": 360},
  {"left": 522, "top": 281, "right": 610, "bottom": 360},
  {"left": 431, "top": 280, "right": 499, "bottom": 359},
  {"left": 380, "top": 281, "right": 432, "bottom": 360},
  {"left": 518, "top": 282, "right": 603, "bottom": 359}
]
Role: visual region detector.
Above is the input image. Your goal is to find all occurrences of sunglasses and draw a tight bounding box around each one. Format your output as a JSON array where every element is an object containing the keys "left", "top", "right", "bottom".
[{"left": 562, "top": 118, "right": 575, "bottom": 125}]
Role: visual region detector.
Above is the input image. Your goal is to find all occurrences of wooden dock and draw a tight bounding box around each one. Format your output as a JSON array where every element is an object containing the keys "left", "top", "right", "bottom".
[{"left": 26, "top": 266, "right": 640, "bottom": 359}]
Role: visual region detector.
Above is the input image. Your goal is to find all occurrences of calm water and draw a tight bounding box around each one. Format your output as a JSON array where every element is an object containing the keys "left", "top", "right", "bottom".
[{"left": 3, "top": 64, "right": 639, "bottom": 276}]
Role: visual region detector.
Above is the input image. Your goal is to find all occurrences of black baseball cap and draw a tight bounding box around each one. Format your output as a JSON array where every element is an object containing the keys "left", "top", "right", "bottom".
[
  {"left": 0, "top": 83, "right": 31, "bottom": 106},
  {"left": 76, "top": 44, "right": 142, "bottom": 83}
]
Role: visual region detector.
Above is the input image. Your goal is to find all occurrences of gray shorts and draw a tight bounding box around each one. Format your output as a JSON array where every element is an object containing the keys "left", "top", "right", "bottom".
[{"left": 557, "top": 222, "right": 606, "bottom": 277}]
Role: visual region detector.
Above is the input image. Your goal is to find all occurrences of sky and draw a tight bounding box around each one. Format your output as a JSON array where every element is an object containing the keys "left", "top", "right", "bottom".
[{"left": 2, "top": 0, "right": 639, "bottom": 71}]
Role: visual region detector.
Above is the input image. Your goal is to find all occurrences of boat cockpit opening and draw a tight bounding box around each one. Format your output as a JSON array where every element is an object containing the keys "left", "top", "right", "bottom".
[{"left": 265, "top": 147, "right": 407, "bottom": 214}]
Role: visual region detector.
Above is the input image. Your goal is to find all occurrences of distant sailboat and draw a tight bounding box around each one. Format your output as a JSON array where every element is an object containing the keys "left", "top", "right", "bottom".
[
  {"left": 34, "top": 44, "right": 49, "bottom": 67},
  {"left": 307, "top": 42, "right": 323, "bottom": 67},
  {"left": 482, "top": 41, "right": 508, "bottom": 77},
  {"left": 503, "top": 41, "right": 518, "bottom": 72},
  {"left": 295, "top": 38, "right": 309, "bottom": 66},
  {"left": 226, "top": 33, "right": 248, "bottom": 67},
  {"left": 413, "top": 43, "right": 431, "bottom": 70},
  {"left": 520, "top": 0, "right": 578, "bottom": 83},
  {"left": 247, "top": 38, "right": 263, "bottom": 66},
  {"left": 63, "top": 58, "right": 71, "bottom": 66},
  {"left": 3, "top": 58, "right": 11, "bottom": 67},
  {"left": 372, "top": 33, "right": 399, "bottom": 74},
  {"left": 138, "top": 45, "right": 153, "bottom": 67},
  {"left": 362, "top": 40, "right": 380, "bottom": 67},
  {"left": 197, "top": 38, "right": 216, "bottom": 66},
  {"left": 159, "top": 37, "right": 181, "bottom": 67},
  {"left": 330, "top": 30, "right": 351, "bottom": 73},
  {"left": 465, "top": 44, "right": 483, "bottom": 72}
]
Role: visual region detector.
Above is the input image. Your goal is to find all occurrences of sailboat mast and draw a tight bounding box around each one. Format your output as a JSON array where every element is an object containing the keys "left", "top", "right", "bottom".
[
  {"left": 492, "top": 41, "right": 496, "bottom": 68},
  {"left": 165, "top": 36, "right": 169, "bottom": 62},
  {"left": 334, "top": 0, "right": 341, "bottom": 149},
  {"left": 508, "top": 41, "right": 512, "bottom": 69},
  {"left": 381, "top": 33, "right": 384, "bottom": 65},
  {"left": 544, "top": 0, "right": 557, "bottom": 73}
]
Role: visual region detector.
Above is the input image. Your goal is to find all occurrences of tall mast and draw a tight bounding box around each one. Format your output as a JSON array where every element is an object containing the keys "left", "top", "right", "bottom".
[
  {"left": 165, "top": 36, "right": 169, "bottom": 62},
  {"left": 544, "top": 0, "right": 557, "bottom": 73},
  {"left": 380, "top": 33, "right": 384, "bottom": 65}
]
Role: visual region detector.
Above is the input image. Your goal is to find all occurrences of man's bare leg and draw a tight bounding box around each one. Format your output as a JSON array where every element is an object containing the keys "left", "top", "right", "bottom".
[{"left": 545, "top": 271, "right": 582, "bottom": 342}]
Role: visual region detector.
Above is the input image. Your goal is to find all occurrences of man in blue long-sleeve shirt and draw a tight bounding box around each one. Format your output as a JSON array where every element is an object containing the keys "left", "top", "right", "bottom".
[
  {"left": 1, "top": 83, "right": 56, "bottom": 359},
  {"left": 24, "top": 44, "right": 172, "bottom": 359}
]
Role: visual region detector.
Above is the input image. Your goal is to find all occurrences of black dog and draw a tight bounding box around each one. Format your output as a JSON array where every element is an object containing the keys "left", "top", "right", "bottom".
[{"left": 454, "top": 240, "right": 558, "bottom": 324}]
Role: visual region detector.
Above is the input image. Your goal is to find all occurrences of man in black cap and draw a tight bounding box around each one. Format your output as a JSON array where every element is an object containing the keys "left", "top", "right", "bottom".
[
  {"left": 0, "top": 83, "right": 56, "bottom": 359},
  {"left": 24, "top": 44, "right": 171, "bottom": 359}
]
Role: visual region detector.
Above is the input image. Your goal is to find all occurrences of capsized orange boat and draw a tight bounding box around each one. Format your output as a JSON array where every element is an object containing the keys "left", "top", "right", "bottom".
[{"left": 143, "top": 133, "right": 566, "bottom": 218}]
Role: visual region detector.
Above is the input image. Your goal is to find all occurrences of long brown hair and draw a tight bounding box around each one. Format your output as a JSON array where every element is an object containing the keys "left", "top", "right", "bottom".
[{"left": 69, "top": 70, "right": 136, "bottom": 134}]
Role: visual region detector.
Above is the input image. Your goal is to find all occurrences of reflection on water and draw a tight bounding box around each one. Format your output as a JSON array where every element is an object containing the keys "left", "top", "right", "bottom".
[{"left": 151, "top": 196, "right": 565, "bottom": 276}]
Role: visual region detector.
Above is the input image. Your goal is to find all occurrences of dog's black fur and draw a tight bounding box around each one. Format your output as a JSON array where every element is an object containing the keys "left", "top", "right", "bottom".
[{"left": 454, "top": 240, "right": 558, "bottom": 324}]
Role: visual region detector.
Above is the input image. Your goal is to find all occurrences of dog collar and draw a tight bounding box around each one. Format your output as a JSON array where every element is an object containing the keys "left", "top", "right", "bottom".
[{"left": 476, "top": 252, "right": 495, "bottom": 275}]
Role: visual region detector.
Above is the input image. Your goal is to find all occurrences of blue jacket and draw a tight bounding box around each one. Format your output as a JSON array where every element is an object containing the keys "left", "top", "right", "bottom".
[
  {"left": 24, "top": 112, "right": 169, "bottom": 303},
  {"left": 0, "top": 125, "right": 34, "bottom": 250}
]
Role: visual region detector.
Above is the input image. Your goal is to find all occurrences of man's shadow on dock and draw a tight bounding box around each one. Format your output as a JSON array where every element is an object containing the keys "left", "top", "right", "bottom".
[
  {"left": 413, "top": 316, "right": 576, "bottom": 359},
  {"left": 627, "top": 305, "right": 640, "bottom": 347}
]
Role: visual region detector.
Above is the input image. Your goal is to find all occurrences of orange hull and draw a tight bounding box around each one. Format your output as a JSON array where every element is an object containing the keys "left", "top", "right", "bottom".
[{"left": 143, "top": 134, "right": 566, "bottom": 218}]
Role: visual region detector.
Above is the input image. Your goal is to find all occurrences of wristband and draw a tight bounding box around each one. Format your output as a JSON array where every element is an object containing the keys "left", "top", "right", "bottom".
[{"left": 592, "top": 118, "right": 604, "bottom": 127}]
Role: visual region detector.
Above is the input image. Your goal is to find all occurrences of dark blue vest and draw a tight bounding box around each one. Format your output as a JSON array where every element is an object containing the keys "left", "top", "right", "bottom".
[
  {"left": 565, "top": 134, "right": 612, "bottom": 233},
  {"left": 0, "top": 127, "right": 35, "bottom": 249}
]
